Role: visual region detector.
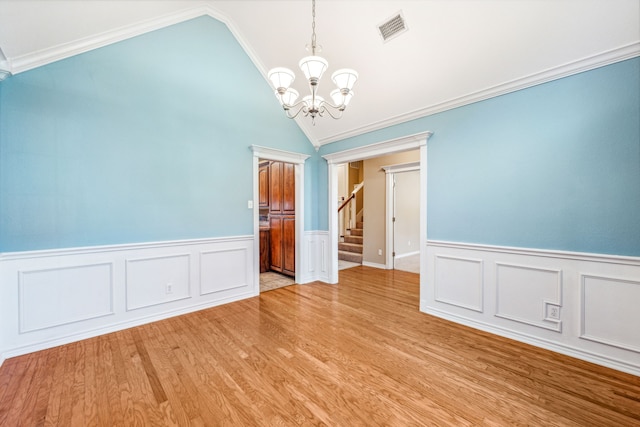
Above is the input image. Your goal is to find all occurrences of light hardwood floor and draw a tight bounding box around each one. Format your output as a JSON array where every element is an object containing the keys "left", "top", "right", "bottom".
[{"left": 1, "top": 266, "right": 638, "bottom": 426}]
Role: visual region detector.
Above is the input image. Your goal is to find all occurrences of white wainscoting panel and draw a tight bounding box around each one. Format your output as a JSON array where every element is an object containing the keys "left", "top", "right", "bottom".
[
  {"left": 423, "top": 241, "right": 640, "bottom": 376},
  {"left": 300, "top": 231, "right": 330, "bottom": 284},
  {"left": 495, "top": 263, "right": 562, "bottom": 332},
  {"left": 19, "top": 263, "right": 114, "bottom": 333},
  {"left": 581, "top": 274, "right": 640, "bottom": 353},
  {"left": 126, "top": 254, "right": 191, "bottom": 311},
  {"left": 200, "top": 248, "right": 251, "bottom": 295},
  {"left": 434, "top": 255, "right": 483, "bottom": 312},
  {"left": 0, "top": 236, "right": 256, "bottom": 364}
]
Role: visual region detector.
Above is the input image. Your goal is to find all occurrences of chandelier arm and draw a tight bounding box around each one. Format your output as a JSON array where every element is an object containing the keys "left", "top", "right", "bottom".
[
  {"left": 320, "top": 104, "right": 344, "bottom": 120},
  {"left": 320, "top": 99, "right": 347, "bottom": 112},
  {"left": 284, "top": 103, "right": 308, "bottom": 119}
]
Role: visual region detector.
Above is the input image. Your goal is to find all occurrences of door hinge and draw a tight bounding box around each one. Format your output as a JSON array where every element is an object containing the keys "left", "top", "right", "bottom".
[{"left": 392, "top": 252, "right": 396, "bottom": 257}]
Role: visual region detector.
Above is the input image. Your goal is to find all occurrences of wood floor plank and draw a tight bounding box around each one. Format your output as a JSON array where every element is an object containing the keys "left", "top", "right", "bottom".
[{"left": 0, "top": 266, "right": 638, "bottom": 426}]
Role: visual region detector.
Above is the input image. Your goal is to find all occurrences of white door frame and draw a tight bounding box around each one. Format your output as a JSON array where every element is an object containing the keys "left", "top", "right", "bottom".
[
  {"left": 382, "top": 161, "right": 421, "bottom": 269},
  {"left": 251, "top": 145, "right": 310, "bottom": 291},
  {"left": 322, "top": 131, "right": 433, "bottom": 284}
]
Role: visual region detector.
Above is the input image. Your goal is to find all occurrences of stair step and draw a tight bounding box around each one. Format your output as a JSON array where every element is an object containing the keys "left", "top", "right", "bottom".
[
  {"left": 344, "top": 235, "right": 363, "bottom": 244},
  {"left": 338, "top": 250, "right": 363, "bottom": 263},
  {"left": 349, "top": 228, "right": 363, "bottom": 237},
  {"left": 356, "top": 221, "right": 364, "bottom": 229},
  {"left": 338, "top": 242, "right": 363, "bottom": 254}
]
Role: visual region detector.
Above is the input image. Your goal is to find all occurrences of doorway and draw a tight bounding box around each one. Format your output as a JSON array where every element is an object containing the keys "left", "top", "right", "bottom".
[
  {"left": 251, "top": 145, "right": 309, "bottom": 293},
  {"left": 389, "top": 168, "right": 420, "bottom": 273},
  {"left": 322, "top": 132, "right": 433, "bottom": 285}
]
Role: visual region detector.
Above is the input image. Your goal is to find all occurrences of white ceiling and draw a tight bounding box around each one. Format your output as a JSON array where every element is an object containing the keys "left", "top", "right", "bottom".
[{"left": 0, "top": 0, "right": 638, "bottom": 147}]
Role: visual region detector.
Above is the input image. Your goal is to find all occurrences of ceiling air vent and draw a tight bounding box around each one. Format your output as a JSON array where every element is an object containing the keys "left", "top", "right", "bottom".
[{"left": 377, "top": 12, "right": 408, "bottom": 43}]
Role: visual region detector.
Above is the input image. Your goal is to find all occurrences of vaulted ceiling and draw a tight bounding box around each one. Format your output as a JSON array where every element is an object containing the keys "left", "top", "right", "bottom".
[{"left": 0, "top": 0, "right": 638, "bottom": 147}]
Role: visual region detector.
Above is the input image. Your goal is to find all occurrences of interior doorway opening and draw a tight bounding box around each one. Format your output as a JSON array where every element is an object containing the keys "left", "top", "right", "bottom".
[
  {"left": 251, "top": 145, "right": 309, "bottom": 294},
  {"left": 322, "top": 132, "right": 432, "bottom": 285}
]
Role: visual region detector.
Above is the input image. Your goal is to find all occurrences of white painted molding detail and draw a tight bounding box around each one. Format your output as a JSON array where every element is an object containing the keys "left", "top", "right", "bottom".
[
  {"left": 427, "top": 240, "right": 640, "bottom": 266},
  {"left": 318, "top": 42, "right": 640, "bottom": 146},
  {"left": 299, "top": 231, "right": 330, "bottom": 284},
  {"left": 382, "top": 162, "right": 420, "bottom": 174},
  {"left": 424, "top": 240, "right": 640, "bottom": 376},
  {"left": 495, "top": 262, "right": 562, "bottom": 332},
  {"left": 250, "top": 145, "right": 311, "bottom": 164},
  {"left": 422, "top": 305, "right": 640, "bottom": 378},
  {"left": 580, "top": 274, "right": 640, "bottom": 353},
  {"left": 18, "top": 262, "right": 115, "bottom": 333},
  {"left": 322, "top": 132, "right": 432, "bottom": 164},
  {"left": 0, "top": 235, "right": 256, "bottom": 364},
  {"left": 434, "top": 255, "right": 484, "bottom": 313},
  {"left": 362, "top": 261, "right": 388, "bottom": 270}
]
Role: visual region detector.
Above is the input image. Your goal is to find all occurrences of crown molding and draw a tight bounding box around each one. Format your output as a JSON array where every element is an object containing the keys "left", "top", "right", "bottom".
[
  {"left": 3, "top": 1, "right": 272, "bottom": 80},
  {"left": 317, "top": 41, "right": 640, "bottom": 146}
]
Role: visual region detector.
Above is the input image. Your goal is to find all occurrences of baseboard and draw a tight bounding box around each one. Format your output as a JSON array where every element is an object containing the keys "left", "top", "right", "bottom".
[
  {"left": 362, "top": 261, "right": 388, "bottom": 269},
  {"left": 395, "top": 251, "right": 420, "bottom": 259},
  {"left": 421, "top": 304, "right": 640, "bottom": 377}
]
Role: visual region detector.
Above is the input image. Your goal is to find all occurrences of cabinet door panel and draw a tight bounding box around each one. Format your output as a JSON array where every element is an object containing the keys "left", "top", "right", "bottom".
[
  {"left": 269, "top": 161, "right": 282, "bottom": 213},
  {"left": 282, "top": 162, "right": 295, "bottom": 214},
  {"left": 269, "top": 216, "right": 283, "bottom": 273},
  {"left": 259, "top": 163, "right": 270, "bottom": 208},
  {"left": 283, "top": 216, "right": 295, "bottom": 276}
]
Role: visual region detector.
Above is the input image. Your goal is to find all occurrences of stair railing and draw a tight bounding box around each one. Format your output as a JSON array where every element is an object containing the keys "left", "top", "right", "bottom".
[{"left": 338, "top": 182, "right": 363, "bottom": 238}]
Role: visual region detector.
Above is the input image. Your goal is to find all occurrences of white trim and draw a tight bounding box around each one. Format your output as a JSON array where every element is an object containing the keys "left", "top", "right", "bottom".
[
  {"left": 422, "top": 306, "right": 640, "bottom": 377},
  {"left": 423, "top": 240, "right": 640, "bottom": 376},
  {"left": 251, "top": 146, "right": 309, "bottom": 287},
  {"left": 251, "top": 145, "right": 310, "bottom": 165},
  {"left": 395, "top": 251, "right": 420, "bottom": 259},
  {"left": 427, "top": 240, "right": 640, "bottom": 266},
  {"left": 1, "top": 235, "right": 256, "bottom": 364},
  {"left": 382, "top": 162, "right": 420, "bottom": 174},
  {"left": 0, "top": 235, "right": 252, "bottom": 260},
  {"left": 325, "top": 132, "right": 433, "bottom": 283},
  {"left": 323, "top": 132, "right": 432, "bottom": 165},
  {"left": 318, "top": 42, "right": 640, "bottom": 146},
  {"left": 384, "top": 162, "right": 422, "bottom": 268},
  {"left": 362, "top": 261, "right": 387, "bottom": 270}
]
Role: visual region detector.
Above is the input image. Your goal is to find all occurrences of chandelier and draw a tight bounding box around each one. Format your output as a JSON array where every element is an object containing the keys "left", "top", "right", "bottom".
[{"left": 267, "top": 0, "right": 358, "bottom": 124}]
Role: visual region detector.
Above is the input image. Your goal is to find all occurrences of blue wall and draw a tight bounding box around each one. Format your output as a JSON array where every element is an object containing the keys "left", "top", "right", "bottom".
[
  {"left": 320, "top": 58, "right": 640, "bottom": 256},
  {"left": 0, "top": 16, "right": 313, "bottom": 252}
]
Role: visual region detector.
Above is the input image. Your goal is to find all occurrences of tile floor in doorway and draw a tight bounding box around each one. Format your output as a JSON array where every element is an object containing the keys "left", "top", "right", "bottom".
[{"left": 260, "top": 271, "right": 295, "bottom": 292}]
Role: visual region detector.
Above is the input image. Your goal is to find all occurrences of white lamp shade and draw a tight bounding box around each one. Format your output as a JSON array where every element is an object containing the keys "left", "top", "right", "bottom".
[
  {"left": 330, "top": 89, "right": 353, "bottom": 106},
  {"left": 303, "top": 95, "right": 325, "bottom": 110},
  {"left": 278, "top": 88, "right": 299, "bottom": 106},
  {"left": 298, "top": 56, "right": 329, "bottom": 80},
  {"left": 331, "top": 69, "right": 358, "bottom": 90},
  {"left": 268, "top": 67, "right": 295, "bottom": 90}
]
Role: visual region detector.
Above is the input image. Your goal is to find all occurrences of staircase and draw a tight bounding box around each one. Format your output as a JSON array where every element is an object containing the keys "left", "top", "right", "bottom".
[{"left": 338, "top": 220, "right": 363, "bottom": 264}]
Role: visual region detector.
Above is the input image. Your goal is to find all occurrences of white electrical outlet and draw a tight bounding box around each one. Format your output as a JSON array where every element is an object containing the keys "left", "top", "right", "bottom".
[
  {"left": 166, "top": 283, "right": 173, "bottom": 294},
  {"left": 378, "top": 249, "right": 382, "bottom": 256},
  {"left": 545, "top": 303, "right": 560, "bottom": 321},
  {"left": 247, "top": 200, "right": 253, "bottom": 209}
]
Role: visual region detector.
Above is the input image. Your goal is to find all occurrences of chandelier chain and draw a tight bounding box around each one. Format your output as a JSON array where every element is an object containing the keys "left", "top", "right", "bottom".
[{"left": 311, "top": 0, "right": 317, "bottom": 55}]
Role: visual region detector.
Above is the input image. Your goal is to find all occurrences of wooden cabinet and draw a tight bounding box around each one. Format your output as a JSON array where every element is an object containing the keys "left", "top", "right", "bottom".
[
  {"left": 269, "top": 215, "right": 295, "bottom": 276},
  {"left": 259, "top": 229, "right": 270, "bottom": 273},
  {"left": 268, "top": 160, "right": 296, "bottom": 277},
  {"left": 258, "top": 161, "right": 270, "bottom": 208},
  {"left": 269, "top": 161, "right": 295, "bottom": 215}
]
